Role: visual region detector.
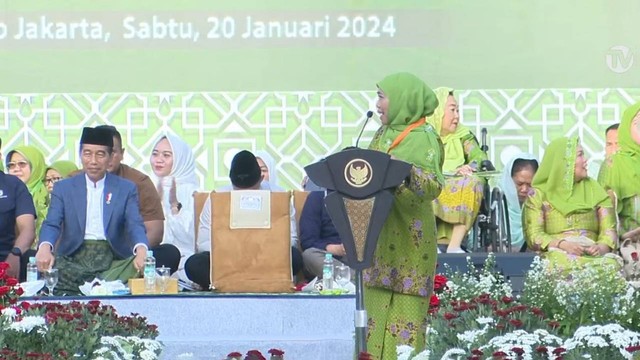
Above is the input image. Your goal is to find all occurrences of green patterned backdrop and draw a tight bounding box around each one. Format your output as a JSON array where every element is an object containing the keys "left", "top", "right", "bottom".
[{"left": 1, "top": 88, "right": 638, "bottom": 190}]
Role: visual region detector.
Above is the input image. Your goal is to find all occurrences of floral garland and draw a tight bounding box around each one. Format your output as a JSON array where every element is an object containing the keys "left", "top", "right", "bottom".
[
  {"left": 358, "top": 254, "right": 640, "bottom": 359},
  {"left": 0, "top": 261, "right": 163, "bottom": 359}
]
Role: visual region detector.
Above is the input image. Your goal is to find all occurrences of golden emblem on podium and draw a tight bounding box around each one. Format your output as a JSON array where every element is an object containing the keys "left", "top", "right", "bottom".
[{"left": 344, "top": 159, "right": 373, "bottom": 188}]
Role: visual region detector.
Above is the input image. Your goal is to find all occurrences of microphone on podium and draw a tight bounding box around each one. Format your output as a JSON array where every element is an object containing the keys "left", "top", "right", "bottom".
[
  {"left": 355, "top": 111, "right": 374, "bottom": 148},
  {"left": 480, "top": 127, "right": 488, "bottom": 152},
  {"left": 479, "top": 127, "right": 496, "bottom": 171}
]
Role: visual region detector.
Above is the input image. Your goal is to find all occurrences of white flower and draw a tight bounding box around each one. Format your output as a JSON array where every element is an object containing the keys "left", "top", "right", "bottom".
[
  {"left": 8, "top": 316, "right": 46, "bottom": 333},
  {"left": 457, "top": 327, "right": 488, "bottom": 345},
  {"left": 397, "top": 345, "right": 414, "bottom": 360},
  {"left": 1, "top": 307, "right": 17, "bottom": 319},
  {"left": 139, "top": 349, "right": 157, "bottom": 360},
  {"left": 93, "top": 336, "right": 162, "bottom": 360},
  {"left": 411, "top": 349, "right": 431, "bottom": 360},
  {"left": 476, "top": 317, "right": 494, "bottom": 325},
  {"left": 441, "top": 348, "right": 466, "bottom": 360}
]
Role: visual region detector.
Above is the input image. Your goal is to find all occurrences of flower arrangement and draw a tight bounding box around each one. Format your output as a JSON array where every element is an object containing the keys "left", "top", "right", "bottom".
[
  {"left": 397, "top": 254, "right": 640, "bottom": 359},
  {"left": 225, "top": 348, "right": 285, "bottom": 360},
  {"left": 0, "top": 262, "right": 162, "bottom": 359}
]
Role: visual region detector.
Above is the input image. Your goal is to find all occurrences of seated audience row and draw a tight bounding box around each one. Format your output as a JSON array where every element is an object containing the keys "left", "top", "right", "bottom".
[{"left": 0, "top": 101, "right": 634, "bottom": 292}]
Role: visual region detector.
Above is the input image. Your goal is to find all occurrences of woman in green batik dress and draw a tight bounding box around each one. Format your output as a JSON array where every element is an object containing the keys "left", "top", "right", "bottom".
[
  {"left": 599, "top": 101, "right": 640, "bottom": 235},
  {"left": 426, "top": 88, "right": 487, "bottom": 253},
  {"left": 523, "top": 136, "right": 619, "bottom": 271},
  {"left": 364, "top": 72, "right": 444, "bottom": 359}
]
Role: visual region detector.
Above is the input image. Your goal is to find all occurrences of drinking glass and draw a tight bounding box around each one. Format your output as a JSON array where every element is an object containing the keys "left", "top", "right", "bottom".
[
  {"left": 44, "top": 268, "right": 59, "bottom": 296},
  {"left": 334, "top": 264, "right": 351, "bottom": 289},
  {"left": 156, "top": 266, "right": 170, "bottom": 294}
]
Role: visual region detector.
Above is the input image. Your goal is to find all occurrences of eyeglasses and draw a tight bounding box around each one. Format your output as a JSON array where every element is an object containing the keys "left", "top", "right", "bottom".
[
  {"left": 44, "top": 177, "right": 62, "bottom": 184},
  {"left": 6, "top": 161, "right": 29, "bottom": 170}
]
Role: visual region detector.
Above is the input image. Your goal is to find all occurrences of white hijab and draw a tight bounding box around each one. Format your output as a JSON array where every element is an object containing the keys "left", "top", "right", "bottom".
[
  {"left": 499, "top": 153, "right": 537, "bottom": 251},
  {"left": 153, "top": 134, "right": 199, "bottom": 188},
  {"left": 150, "top": 134, "right": 200, "bottom": 247},
  {"left": 255, "top": 150, "right": 279, "bottom": 187}
]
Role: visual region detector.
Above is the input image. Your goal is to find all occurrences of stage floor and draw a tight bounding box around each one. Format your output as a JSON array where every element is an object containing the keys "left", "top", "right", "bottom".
[
  {"left": 31, "top": 293, "right": 357, "bottom": 360},
  {"left": 25, "top": 253, "right": 536, "bottom": 358}
]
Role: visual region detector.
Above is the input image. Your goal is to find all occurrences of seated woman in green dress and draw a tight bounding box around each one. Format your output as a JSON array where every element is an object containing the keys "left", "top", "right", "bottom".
[
  {"left": 523, "top": 136, "right": 619, "bottom": 271},
  {"left": 44, "top": 160, "right": 79, "bottom": 194},
  {"left": 6, "top": 145, "right": 49, "bottom": 243},
  {"left": 599, "top": 101, "right": 640, "bottom": 235},
  {"left": 427, "top": 88, "right": 487, "bottom": 253}
]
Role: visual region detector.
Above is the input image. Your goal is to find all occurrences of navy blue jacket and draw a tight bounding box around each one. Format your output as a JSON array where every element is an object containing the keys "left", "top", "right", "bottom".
[
  {"left": 40, "top": 173, "right": 149, "bottom": 259},
  {"left": 299, "top": 191, "right": 342, "bottom": 251}
]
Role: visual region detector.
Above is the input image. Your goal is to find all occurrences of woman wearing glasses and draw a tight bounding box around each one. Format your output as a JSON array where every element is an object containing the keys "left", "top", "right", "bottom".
[
  {"left": 6, "top": 145, "right": 48, "bottom": 242},
  {"left": 44, "top": 161, "right": 78, "bottom": 194}
]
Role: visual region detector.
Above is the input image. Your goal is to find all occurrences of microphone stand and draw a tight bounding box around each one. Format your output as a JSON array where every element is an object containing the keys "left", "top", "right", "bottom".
[
  {"left": 480, "top": 127, "right": 489, "bottom": 153},
  {"left": 355, "top": 111, "right": 374, "bottom": 148}
]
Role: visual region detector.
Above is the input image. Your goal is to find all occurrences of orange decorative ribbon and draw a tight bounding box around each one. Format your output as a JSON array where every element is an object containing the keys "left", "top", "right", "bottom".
[{"left": 387, "top": 118, "right": 426, "bottom": 153}]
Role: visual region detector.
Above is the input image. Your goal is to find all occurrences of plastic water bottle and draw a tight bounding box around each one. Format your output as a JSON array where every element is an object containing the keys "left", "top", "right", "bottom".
[
  {"left": 144, "top": 250, "right": 156, "bottom": 294},
  {"left": 26, "top": 257, "right": 38, "bottom": 282},
  {"left": 322, "top": 253, "right": 334, "bottom": 290}
]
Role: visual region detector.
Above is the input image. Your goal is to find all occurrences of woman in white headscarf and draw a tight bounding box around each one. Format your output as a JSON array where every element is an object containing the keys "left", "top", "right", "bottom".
[
  {"left": 255, "top": 150, "right": 284, "bottom": 191},
  {"left": 150, "top": 134, "right": 200, "bottom": 283},
  {"left": 499, "top": 153, "right": 538, "bottom": 252}
]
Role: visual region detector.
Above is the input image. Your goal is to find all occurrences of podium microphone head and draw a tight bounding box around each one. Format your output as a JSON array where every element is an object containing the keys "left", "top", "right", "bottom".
[{"left": 355, "top": 111, "right": 375, "bottom": 148}]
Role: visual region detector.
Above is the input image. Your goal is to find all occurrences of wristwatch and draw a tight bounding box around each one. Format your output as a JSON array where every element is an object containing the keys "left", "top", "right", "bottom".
[
  {"left": 10, "top": 247, "right": 22, "bottom": 257},
  {"left": 172, "top": 202, "right": 183, "bottom": 212}
]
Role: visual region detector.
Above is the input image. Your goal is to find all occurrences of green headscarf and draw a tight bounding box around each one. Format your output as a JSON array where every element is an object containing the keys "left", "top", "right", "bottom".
[
  {"left": 601, "top": 102, "right": 640, "bottom": 201},
  {"left": 425, "top": 88, "right": 472, "bottom": 173},
  {"left": 47, "top": 160, "right": 79, "bottom": 179},
  {"left": 6, "top": 145, "right": 49, "bottom": 236},
  {"left": 532, "top": 136, "right": 610, "bottom": 216},
  {"left": 376, "top": 72, "right": 441, "bottom": 169}
]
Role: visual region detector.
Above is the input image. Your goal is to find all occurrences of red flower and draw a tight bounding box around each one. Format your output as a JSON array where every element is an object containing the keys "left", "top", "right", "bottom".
[
  {"left": 471, "top": 349, "right": 484, "bottom": 355},
  {"left": 245, "top": 350, "right": 266, "bottom": 360},
  {"left": 5, "top": 277, "right": 18, "bottom": 286},
  {"left": 509, "top": 319, "right": 523, "bottom": 327},
  {"left": 15, "top": 287, "right": 24, "bottom": 296},
  {"left": 429, "top": 294, "right": 440, "bottom": 308},
  {"left": 530, "top": 307, "right": 545, "bottom": 317},
  {"left": 535, "top": 345, "right": 548, "bottom": 353},
  {"left": 477, "top": 294, "right": 492, "bottom": 304},
  {"left": 625, "top": 345, "right": 640, "bottom": 352},
  {"left": 443, "top": 312, "right": 457, "bottom": 320},
  {"left": 227, "top": 352, "right": 242, "bottom": 359},
  {"left": 0, "top": 286, "right": 10, "bottom": 296},
  {"left": 433, "top": 274, "right": 447, "bottom": 291},
  {"left": 453, "top": 303, "right": 471, "bottom": 312},
  {"left": 548, "top": 321, "right": 561, "bottom": 329},
  {"left": 632, "top": 252, "right": 639, "bottom": 262},
  {"left": 511, "top": 347, "right": 525, "bottom": 355},
  {"left": 492, "top": 350, "right": 507, "bottom": 357},
  {"left": 0, "top": 262, "right": 9, "bottom": 270},
  {"left": 552, "top": 347, "right": 566, "bottom": 355},
  {"left": 268, "top": 349, "right": 284, "bottom": 356},
  {"left": 357, "top": 352, "right": 373, "bottom": 360},
  {"left": 501, "top": 296, "right": 514, "bottom": 304}
]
